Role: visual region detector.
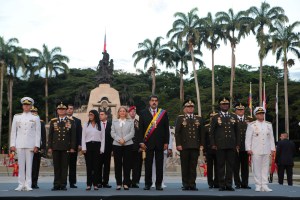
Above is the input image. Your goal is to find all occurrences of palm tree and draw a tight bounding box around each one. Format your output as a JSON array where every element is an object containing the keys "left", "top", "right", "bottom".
[
  {"left": 132, "top": 37, "right": 164, "bottom": 95},
  {"left": 22, "top": 49, "right": 39, "bottom": 80},
  {"left": 248, "top": 2, "right": 288, "bottom": 105},
  {"left": 216, "top": 8, "right": 251, "bottom": 108},
  {"left": 167, "top": 8, "right": 203, "bottom": 116},
  {"left": 31, "top": 44, "right": 69, "bottom": 123},
  {"left": 271, "top": 21, "right": 300, "bottom": 134},
  {"left": 0, "top": 36, "right": 24, "bottom": 145},
  {"left": 202, "top": 12, "right": 224, "bottom": 112}
]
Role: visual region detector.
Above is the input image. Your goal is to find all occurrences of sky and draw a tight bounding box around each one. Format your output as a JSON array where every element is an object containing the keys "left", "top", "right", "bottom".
[{"left": 1, "top": 0, "right": 300, "bottom": 80}]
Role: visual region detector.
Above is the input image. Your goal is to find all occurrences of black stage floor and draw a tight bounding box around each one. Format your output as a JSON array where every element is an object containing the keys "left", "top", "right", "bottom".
[{"left": 0, "top": 182, "right": 299, "bottom": 200}]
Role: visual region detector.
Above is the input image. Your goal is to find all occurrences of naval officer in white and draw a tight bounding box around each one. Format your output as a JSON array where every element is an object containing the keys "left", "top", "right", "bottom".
[
  {"left": 245, "top": 107, "right": 275, "bottom": 192},
  {"left": 10, "top": 97, "right": 41, "bottom": 191}
]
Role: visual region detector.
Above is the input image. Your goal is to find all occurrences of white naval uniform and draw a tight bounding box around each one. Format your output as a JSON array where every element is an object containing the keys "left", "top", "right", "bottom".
[
  {"left": 245, "top": 120, "right": 275, "bottom": 190},
  {"left": 10, "top": 112, "right": 41, "bottom": 190}
]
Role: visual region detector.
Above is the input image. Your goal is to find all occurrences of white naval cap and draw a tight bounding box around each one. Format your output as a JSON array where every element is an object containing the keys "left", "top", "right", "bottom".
[
  {"left": 253, "top": 107, "right": 265, "bottom": 115},
  {"left": 20, "top": 97, "right": 34, "bottom": 105}
]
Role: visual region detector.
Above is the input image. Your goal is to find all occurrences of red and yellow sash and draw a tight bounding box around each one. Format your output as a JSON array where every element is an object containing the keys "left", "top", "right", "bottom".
[{"left": 144, "top": 108, "right": 166, "bottom": 142}]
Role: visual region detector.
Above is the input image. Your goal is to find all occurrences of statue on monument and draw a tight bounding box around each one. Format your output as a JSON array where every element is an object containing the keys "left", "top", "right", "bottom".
[{"left": 96, "top": 50, "right": 114, "bottom": 84}]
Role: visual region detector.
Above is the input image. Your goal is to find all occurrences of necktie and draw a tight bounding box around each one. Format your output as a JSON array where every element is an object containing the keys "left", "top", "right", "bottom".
[
  {"left": 103, "top": 122, "right": 106, "bottom": 129},
  {"left": 153, "top": 110, "right": 156, "bottom": 116},
  {"left": 240, "top": 118, "right": 243, "bottom": 122}
]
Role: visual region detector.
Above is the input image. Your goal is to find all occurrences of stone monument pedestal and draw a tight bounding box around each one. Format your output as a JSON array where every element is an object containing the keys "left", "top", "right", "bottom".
[{"left": 75, "top": 84, "right": 121, "bottom": 123}]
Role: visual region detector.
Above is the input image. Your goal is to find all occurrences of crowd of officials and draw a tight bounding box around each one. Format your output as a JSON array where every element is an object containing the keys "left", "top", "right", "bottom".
[{"left": 9, "top": 95, "right": 297, "bottom": 192}]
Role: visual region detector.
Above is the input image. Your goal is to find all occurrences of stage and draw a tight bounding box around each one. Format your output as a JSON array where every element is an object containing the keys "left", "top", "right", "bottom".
[{"left": 0, "top": 176, "right": 299, "bottom": 200}]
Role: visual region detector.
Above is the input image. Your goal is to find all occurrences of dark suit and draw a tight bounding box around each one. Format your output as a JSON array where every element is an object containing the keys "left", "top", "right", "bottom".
[
  {"left": 139, "top": 108, "right": 169, "bottom": 187},
  {"left": 210, "top": 112, "right": 239, "bottom": 189},
  {"left": 204, "top": 124, "right": 218, "bottom": 188},
  {"left": 68, "top": 116, "right": 82, "bottom": 186},
  {"left": 32, "top": 120, "right": 46, "bottom": 187},
  {"left": 48, "top": 117, "right": 76, "bottom": 188},
  {"left": 175, "top": 114, "right": 204, "bottom": 189},
  {"left": 234, "top": 116, "right": 253, "bottom": 188},
  {"left": 99, "top": 121, "right": 113, "bottom": 185},
  {"left": 276, "top": 138, "right": 296, "bottom": 185}
]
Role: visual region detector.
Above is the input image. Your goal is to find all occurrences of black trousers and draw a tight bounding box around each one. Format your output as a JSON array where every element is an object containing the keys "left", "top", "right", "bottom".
[
  {"left": 113, "top": 145, "right": 133, "bottom": 186},
  {"left": 206, "top": 150, "right": 218, "bottom": 187},
  {"left": 68, "top": 151, "right": 77, "bottom": 185},
  {"left": 144, "top": 148, "right": 164, "bottom": 187},
  {"left": 32, "top": 152, "right": 41, "bottom": 186},
  {"left": 99, "top": 147, "right": 112, "bottom": 185},
  {"left": 130, "top": 150, "right": 143, "bottom": 185},
  {"left": 53, "top": 150, "right": 69, "bottom": 188},
  {"left": 180, "top": 149, "right": 199, "bottom": 188},
  {"left": 278, "top": 165, "right": 293, "bottom": 186},
  {"left": 216, "top": 149, "right": 235, "bottom": 188},
  {"left": 234, "top": 150, "right": 249, "bottom": 187},
  {"left": 84, "top": 142, "right": 101, "bottom": 186}
]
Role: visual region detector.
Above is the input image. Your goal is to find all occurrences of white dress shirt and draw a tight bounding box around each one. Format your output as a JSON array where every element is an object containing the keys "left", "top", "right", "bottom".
[{"left": 81, "top": 122, "right": 105, "bottom": 153}]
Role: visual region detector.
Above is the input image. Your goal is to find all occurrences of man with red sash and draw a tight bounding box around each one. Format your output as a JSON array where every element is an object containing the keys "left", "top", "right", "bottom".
[{"left": 139, "top": 95, "right": 170, "bottom": 191}]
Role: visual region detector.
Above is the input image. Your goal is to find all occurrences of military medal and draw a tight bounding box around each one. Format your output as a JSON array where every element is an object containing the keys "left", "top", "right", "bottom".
[
  {"left": 182, "top": 118, "right": 187, "bottom": 126},
  {"left": 230, "top": 118, "right": 236, "bottom": 123},
  {"left": 195, "top": 119, "right": 200, "bottom": 126}
]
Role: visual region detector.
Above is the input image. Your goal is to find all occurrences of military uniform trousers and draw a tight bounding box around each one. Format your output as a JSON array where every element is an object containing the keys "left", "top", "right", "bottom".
[
  {"left": 278, "top": 165, "right": 293, "bottom": 185},
  {"left": 53, "top": 150, "right": 69, "bottom": 188},
  {"left": 68, "top": 150, "right": 78, "bottom": 185},
  {"left": 234, "top": 150, "right": 250, "bottom": 187},
  {"left": 32, "top": 152, "right": 42, "bottom": 186},
  {"left": 84, "top": 141, "right": 101, "bottom": 186},
  {"left": 17, "top": 148, "right": 34, "bottom": 188},
  {"left": 252, "top": 154, "right": 270, "bottom": 188},
  {"left": 206, "top": 149, "right": 218, "bottom": 187},
  {"left": 131, "top": 150, "right": 143, "bottom": 185},
  {"left": 180, "top": 149, "right": 199, "bottom": 188},
  {"left": 216, "top": 148, "right": 235, "bottom": 188}
]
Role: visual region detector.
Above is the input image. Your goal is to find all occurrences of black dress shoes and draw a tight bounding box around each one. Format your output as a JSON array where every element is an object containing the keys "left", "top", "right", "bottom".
[
  {"left": 156, "top": 186, "right": 163, "bottom": 191},
  {"left": 189, "top": 186, "right": 198, "bottom": 191},
  {"left": 144, "top": 185, "right": 151, "bottom": 190},
  {"left": 182, "top": 186, "right": 189, "bottom": 191},
  {"left": 226, "top": 186, "right": 235, "bottom": 191},
  {"left": 61, "top": 186, "right": 67, "bottom": 191},
  {"left": 32, "top": 185, "right": 39, "bottom": 189},
  {"left": 209, "top": 185, "right": 213, "bottom": 189},
  {"left": 70, "top": 184, "right": 77, "bottom": 188},
  {"left": 242, "top": 185, "right": 251, "bottom": 189},
  {"left": 97, "top": 184, "right": 103, "bottom": 188},
  {"left": 219, "top": 187, "right": 226, "bottom": 191},
  {"left": 131, "top": 184, "right": 139, "bottom": 188},
  {"left": 102, "top": 184, "right": 112, "bottom": 188},
  {"left": 51, "top": 186, "right": 60, "bottom": 191},
  {"left": 235, "top": 185, "right": 241, "bottom": 189}
]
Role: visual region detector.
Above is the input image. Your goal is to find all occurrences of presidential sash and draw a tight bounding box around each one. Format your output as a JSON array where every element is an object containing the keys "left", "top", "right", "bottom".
[{"left": 144, "top": 108, "right": 166, "bottom": 142}]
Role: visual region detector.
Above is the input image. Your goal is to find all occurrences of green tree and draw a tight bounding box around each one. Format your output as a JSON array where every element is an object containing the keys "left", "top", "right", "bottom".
[
  {"left": 248, "top": 1, "right": 288, "bottom": 105},
  {"left": 167, "top": 7, "right": 204, "bottom": 116},
  {"left": 31, "top": 44, "right": 69, "bottom": 123},
  {"left": 132, "top": 37, "right": 164, "bottom": 95},
  {"left": 271, "top": 21, "right": 300, "bottom": 134},
  {"left": 216, "top": 8, "right": 251, "bottom": 108}
]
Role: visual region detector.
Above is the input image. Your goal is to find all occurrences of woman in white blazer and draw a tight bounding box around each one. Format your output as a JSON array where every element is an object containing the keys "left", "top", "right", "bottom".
[{"left": 111, "top": 106, "right": 134, "bottom": 190}]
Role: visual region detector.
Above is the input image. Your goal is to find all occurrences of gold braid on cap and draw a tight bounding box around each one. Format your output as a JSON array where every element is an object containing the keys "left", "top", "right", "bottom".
[
  {"left": 22, "top": 99, "right": 32, "bottom": 105},
  {"left": 220, "top": 97, "right": 229, "bottom": 104},
  {"left": 57, "top": 102, "right": 67, "bottom": 109},
  {"left": 235, "top": 103, "right": 245, "bottom": 110}
]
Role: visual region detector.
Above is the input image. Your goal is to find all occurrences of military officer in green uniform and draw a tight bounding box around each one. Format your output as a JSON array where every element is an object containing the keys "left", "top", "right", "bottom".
[
  {"left": 210, "top": 97, "right": 240, "bottom": 191},
  {"left": 175, "top": 99, "right": 205, "bottom": 191},
  {"left": 48, "top": 102, "right": 76, "bottom": 191},
  {"left": 234, "top": 102, "right": 253, "bottom": 189}
]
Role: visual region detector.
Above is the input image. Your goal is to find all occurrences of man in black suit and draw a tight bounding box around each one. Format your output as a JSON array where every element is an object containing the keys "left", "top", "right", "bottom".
[
  {"left": 67, "top": 103, "right": 82, "bottom": 188},
  {"left": 139, "top": 95, "right": 170, "bottom": 191},
  {"left": 99, "top": 110, "right": 113, "bottom": 188},
  {"left": 31, "top": 106, "right": 46, "bottom": 189},
  {"left": 276, "top": 132, "right": 296, "bottom": 186},
  {"left": 210, "top": 97, "right": 239, "bottom": 191}
]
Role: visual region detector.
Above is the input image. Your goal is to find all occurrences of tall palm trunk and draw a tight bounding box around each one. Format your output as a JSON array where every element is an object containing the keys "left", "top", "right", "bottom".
[
  {"left": 45, "top": 77, "right": 49, "bottom": 123},
  {"left": 212, "top": 49, "right": 215, "bottom": 112},
  {"left": 229, "top": 43, "right": 235, "bottom": 109},
  {"left": 7, "top": 76, "right": 13, "bottom": 145},
  {"left": 179, "top": 62, "right": 184, "bottom": 102},
  {"left": 259, "top": 58, "right": 263, "bottom": 106},
  {"left": 190, "top": 45, "right": 202, "bottom": 116},
  {"left": 283, "top": 51, "right": 289, "bottom": 133},
  {"left": 151, "top": 62, "right": 156, "bottom": 95},
  {"left": 0, "top": 60, "right": 4, "bottom": 147}
]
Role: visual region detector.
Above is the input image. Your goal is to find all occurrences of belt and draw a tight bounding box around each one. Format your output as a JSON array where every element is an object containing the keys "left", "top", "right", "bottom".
[{"left": 87, "top": 141, "right": 101, "bottom": 144}]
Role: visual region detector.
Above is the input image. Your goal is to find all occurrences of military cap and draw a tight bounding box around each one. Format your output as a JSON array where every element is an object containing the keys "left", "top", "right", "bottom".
[
  {"left": 20, "top": 97, "right": 34, "bottom": 105},
  {"left": 235, "top": 102, "right": 245, "bottom": 110},
  {"left": 56, "top": 102, "right": 67, "bottom": 109},
  {"left": 254, "top": 107, "right": 265, "bottom": 115},
  {"left": 218, "top": 97, "right": 230, "bottom": 104},
  {"left": 128, "top": 106, "right": 136, "bottom": 112},
  {"left": 182, "top": 99, "right": 195, "bottom": 107},
  {"left": 210, "top": 112, "right": 218, "bottom": 117},
  {"left": 30, "top": 106, "right": 38, "bottom": 112}
]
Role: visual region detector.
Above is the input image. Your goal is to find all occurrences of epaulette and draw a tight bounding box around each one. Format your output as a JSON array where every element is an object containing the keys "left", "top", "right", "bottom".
[
  {"left": 40, "top": 120, "right": 44, "bottom": 122},
  {"left": 247, "top": 116, "right": 253, "bottom": 119},
  {"left": 249, "top": 121, "right": 255, "bottom": 125},
  {"left": 51, "top": 118, "right": 58, "bottom": 121},
  {"left": 14, "top": 113, "right": 22, "bottom": 116},
  {"left": 205, "top": 124, "right": 210, "bottom": 127},
  {"left": 265, "top": 121, "right": 272, "bottom": 124},
  {"left": 178, "top": 115, "right": 184, "bottom": 117},
  {"left": 67, "top": 116, "right": 74, "bottom": 120},
  {"left": 195, "top": 115, "right": 201, "bottom": 117}
]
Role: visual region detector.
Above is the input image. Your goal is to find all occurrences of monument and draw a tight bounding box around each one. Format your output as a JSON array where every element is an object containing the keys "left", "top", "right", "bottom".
[{"left": 74, "top": 51, "right": 121, "bottom": 123}]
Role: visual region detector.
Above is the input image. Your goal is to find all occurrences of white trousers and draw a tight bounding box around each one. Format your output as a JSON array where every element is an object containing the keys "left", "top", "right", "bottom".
[
  {"left": 17, "top": 148, "right": 34, "bottom": 188},
  {"left": 152, "top": 153, "right": 167, "bottom": 182},
  {"left": 252, "top": 154, "right": 270, "bottom": 187}
]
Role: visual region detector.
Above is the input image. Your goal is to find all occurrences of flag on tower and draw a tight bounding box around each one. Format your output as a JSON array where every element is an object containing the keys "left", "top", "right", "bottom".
[
  {"left": 248, "top": 82, "right": 253, "bottom": 117},
  {"left": 103, "top": 31, "right": 107, "bottom": 52}
]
